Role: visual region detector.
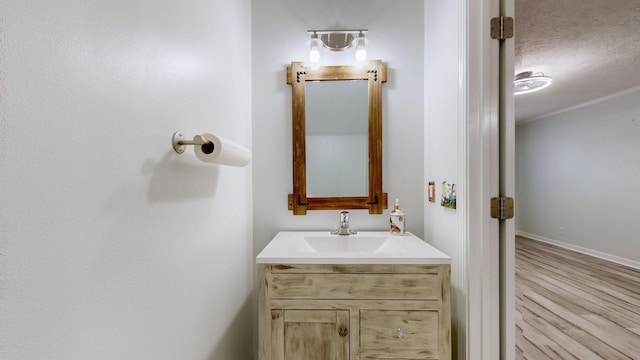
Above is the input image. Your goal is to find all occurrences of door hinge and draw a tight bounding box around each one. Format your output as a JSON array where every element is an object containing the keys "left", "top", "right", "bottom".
[
  {"left": 491, "top": 197, "right": 514, "bottom": 220},
  {"left": 490, "top": 16, "right": 514, "bottom": 40}
]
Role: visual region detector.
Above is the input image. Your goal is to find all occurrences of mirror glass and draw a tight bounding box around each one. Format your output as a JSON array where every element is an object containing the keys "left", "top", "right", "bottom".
[{"left": 305, "top": 80, "right": 369, "bottom": 197}]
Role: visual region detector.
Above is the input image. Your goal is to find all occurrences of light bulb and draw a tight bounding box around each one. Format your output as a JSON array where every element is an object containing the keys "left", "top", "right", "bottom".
[
  {"left": 355, "top": 35, "right": 367, "bottom": 61},
  {"left": 309, "top": 37, "right": 320, "bottom": 63}
]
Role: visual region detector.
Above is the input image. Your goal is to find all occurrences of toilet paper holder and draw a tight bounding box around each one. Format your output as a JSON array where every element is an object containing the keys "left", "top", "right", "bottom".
[{"left": 172, "top": 131, "right": 215, "bottom": 155}]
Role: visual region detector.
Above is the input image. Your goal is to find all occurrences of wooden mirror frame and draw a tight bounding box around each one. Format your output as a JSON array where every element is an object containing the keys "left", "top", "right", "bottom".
[{"left": 287, "top": 59, "right": 388, "bottom": 215}]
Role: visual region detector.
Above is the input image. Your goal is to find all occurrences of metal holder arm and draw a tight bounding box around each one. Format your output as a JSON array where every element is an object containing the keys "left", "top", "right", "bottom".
[{"left": 172, "top": 131, "right": 213, "bottom": 154}]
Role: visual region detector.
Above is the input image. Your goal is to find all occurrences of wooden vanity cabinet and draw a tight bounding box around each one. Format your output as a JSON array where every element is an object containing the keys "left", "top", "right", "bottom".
[{"left": 258, "top": 264, "right": 451, "bottom": 360}]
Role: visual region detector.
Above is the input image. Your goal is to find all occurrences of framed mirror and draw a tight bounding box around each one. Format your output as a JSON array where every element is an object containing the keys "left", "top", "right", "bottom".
[{"left": 286, "top": 60, "right": 388, "bottom": 215}]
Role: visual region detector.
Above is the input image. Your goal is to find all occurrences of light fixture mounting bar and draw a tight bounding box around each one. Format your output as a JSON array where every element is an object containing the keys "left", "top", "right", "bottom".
[
  {"left": 307, "top": 29, "right": 368, "bottom": 35},
  {"left": 307, "top": 29, "right": 368, "bottom": 51}
]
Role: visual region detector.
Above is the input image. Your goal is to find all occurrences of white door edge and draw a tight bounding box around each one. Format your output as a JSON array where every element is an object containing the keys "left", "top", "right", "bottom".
[{"left": 498, "top": 0, "right": 516, "bottom": 357}]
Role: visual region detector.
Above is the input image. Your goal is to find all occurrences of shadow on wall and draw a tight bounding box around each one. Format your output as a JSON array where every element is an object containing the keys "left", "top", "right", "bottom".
[
  {"left": 207, "top": 295, "right": 254, "bottom": 360},
  {"left": 145, "top": 151, "right": 220, "bottom": 203}
]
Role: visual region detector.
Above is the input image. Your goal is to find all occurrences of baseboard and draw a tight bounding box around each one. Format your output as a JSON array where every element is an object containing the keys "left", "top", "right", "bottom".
[{"left": 516, "top": 231, "right": 640, "bottom": 271}]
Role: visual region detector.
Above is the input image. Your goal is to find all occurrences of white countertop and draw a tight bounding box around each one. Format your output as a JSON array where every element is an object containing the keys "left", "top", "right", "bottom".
[{"left": 256, "top": 231, "right": 451, "bottom": 265}]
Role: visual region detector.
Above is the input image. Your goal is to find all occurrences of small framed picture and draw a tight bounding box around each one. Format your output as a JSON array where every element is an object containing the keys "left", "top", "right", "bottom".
[
  {"left": 428, "top": 181, "right": 435, "bottom": 202},
  {"left": 441, "top": 182, "right": 456, "bottom": 209}
]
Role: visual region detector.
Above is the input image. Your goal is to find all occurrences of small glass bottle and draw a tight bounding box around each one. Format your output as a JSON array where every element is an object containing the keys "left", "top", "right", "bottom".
[{"left": 389, "top": 199, "right": 406, "bottom": 235}]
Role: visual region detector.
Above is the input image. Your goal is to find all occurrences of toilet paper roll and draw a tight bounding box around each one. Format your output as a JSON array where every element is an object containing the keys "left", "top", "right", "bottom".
[{"left": 194, "top": 133, "right": 251, "bottom": 167}]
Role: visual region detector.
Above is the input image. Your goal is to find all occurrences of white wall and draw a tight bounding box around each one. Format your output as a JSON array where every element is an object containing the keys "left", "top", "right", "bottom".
[
  {"left": 516, "top": 89, "right": 640, "bottom": 264},
  {"left": 0, "top": 1, "right": 253, "bottom": 359},
  {"left": 251, "top": 0, "right": 425, "bottom": 255},
  {"left": 423, "top": 0, "right": 464, "bottom": 357}
]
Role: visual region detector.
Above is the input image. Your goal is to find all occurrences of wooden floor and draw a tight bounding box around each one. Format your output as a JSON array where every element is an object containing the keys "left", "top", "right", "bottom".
[{"left": 516, "top": 236, "right": 640, "bottom": 359}]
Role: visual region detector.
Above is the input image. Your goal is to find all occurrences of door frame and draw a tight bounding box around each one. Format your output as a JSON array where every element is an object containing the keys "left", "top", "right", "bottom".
[
  {"left": 461, "top": 0, "right": 500, "bottom": 356},
  {"left": 462, "top": 0, "right": 515, "bottom": 358}
]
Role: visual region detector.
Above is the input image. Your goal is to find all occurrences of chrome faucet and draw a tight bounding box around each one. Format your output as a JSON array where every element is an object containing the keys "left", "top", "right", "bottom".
[{"left": 331, "top": 211, "right": 357, "bottom": 235}]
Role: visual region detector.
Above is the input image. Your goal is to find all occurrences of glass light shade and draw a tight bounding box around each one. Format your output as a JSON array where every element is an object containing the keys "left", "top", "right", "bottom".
[
  {"left": 355, "top": 36, "right": 367, "bottom": 61},
  {"left": 309, "top": 38, "right": 321, "bottom": 63}
]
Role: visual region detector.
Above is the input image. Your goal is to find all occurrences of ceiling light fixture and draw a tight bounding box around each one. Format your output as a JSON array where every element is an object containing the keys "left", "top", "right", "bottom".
[
  {"left": 307, "top": 29, "right": 368, "bottom": 63},
  {"left": 514, "top": 71, "right": 553, "bottom": 95}
]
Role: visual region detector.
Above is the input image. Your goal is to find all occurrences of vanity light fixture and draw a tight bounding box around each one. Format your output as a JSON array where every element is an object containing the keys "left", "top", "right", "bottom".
[
  {"left": 514, "top": 71, "right": 553, "bottom": 95},
  {"left": 307, "top": 29, "right": 368, "bottom": 62}
]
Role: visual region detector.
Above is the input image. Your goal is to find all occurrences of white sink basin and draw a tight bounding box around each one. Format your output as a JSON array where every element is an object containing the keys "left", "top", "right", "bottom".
[
  {"left": 304, "top": 235, "right": 388, "bottom": 253},
  {"left": 256, "top": 231, "right": 451, "bottom": 265}
]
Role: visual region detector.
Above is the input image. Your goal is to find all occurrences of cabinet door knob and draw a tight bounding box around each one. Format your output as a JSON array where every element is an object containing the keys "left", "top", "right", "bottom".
[{"left": 338, "top": 326, "right": 348, "bottom": 337}]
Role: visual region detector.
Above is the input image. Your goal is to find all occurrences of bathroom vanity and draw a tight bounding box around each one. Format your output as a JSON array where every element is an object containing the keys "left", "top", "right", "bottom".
[{"left": 257, "top": 232, "right": 451, "bottom": 360}]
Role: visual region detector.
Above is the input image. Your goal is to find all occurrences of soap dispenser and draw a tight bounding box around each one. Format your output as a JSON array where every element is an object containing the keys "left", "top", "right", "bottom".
[{"left": 389, "top": 199, "right": 406, "bottom": 235}]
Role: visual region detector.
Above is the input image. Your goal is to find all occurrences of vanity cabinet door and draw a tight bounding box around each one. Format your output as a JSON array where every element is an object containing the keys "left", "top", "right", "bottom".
[{"left": 271, "top": 309, "right": 350, "bottom": 360}]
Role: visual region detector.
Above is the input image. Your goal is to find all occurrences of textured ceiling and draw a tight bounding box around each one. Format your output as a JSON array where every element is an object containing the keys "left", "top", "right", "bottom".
[{"left": 515, "top": 0, "right": 640, "bottom": 122}]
